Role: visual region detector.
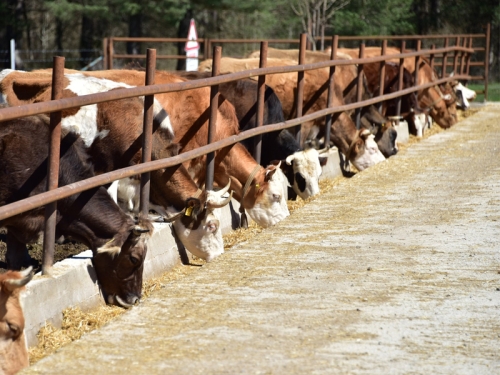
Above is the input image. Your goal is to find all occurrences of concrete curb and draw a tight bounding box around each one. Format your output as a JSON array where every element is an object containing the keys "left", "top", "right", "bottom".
[{"left": 21, "top": 127, "right": 406, "bottom": 347}]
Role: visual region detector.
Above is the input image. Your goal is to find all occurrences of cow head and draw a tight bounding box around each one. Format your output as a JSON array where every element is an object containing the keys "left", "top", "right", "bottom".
[
  {"left": 164, "top": 181, "right": 233, "bottom": 262},
  {"left": 360, "top": 115, "right": 398, "bottom": 158},
  {"left": 94, "top": 216, "right": 153, "bottom": 308},
  {"left": 454, "top": 84, "right": 476, "bottom": 110},
  {"left": 449, "top": 72, "right": 476, "bottom": 110},
  {"left": 420, "top": 84, "right": 458, "bottom": 129},
  {"left": 284, "top": 148, "right": 326, "bottom": 200},
  {"left": 346, "top": 129, "right": 386, "bottom": 171},
  {"left": 244, "top": 163, "right": 290, "bottom": 227},
  {"left": 0, "top": 267, "right": 32, "bottom": 375}
]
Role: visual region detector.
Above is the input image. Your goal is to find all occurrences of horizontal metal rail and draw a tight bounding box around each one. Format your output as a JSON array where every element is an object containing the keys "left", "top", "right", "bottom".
[
  {"left": 0, "top": 69, "right": 470, "bottom": 222},
  {"left": 0, "top": 46, "right": 473, "bottom": 123}
]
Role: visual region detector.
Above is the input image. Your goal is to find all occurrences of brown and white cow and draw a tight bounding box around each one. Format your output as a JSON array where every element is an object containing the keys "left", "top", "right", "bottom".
[
  {"left": 337, "top": 47, "right": 458, "bottom": 129},
  {"left": 198, "top": 57, "right": 386, "bottom": 171},
  {"left": 0, "top": 115, "right": 153, "bottom": 308},
  {"left": 0, "top": 70, "right": 233, "bottom": 262},
  {"left": 0, "top": 267, "right": 32, "bottom": 375},
  {"left": 245, "top": 48, "right": 398, "bottom": 157},
  {"left": 175, "top": 71, "right": 326, "bottom": 200},
  {"left": 62, "top": 69, "right": 290, "bottom": 228}
]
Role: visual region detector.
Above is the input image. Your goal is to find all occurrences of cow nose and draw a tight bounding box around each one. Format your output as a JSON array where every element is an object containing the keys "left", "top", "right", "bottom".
[
  {"left": 127, "top": 294, "right": 140, "bottom": 305},
  {"left": 272, "top": 194, "right": 281, "bottom": 202}
]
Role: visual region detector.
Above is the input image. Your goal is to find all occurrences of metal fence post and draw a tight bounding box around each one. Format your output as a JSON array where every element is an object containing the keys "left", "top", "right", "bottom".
[
  {"left": 441, "top": 37, "right": 449, "bottom": 78},
  {"left": 414, "top": 40, "right": 421, "bottom": 89},
  {"left": 324, "top": 35, "right": 338, "bottom": 148},
  {"left": 377, "top": 40, "right": 387, "bottom": 114},
  {"left": 140, "top": 49, "right": 156, "bottom": 216},
  {"left": 465, "top": 37, "right": 473, "bottom": 78},
  {"left": 453, "top": 37, "right": 460, "bottom": 74},
  {"left": 254, "top": 41, "right": 268, "bottom": 164},
  {"left": 459, "top": 37, "right": 467, "bottom": 75},
  {"left": 396, "top": 41, "right": 406, "bottom": 120},
  {"left": 205, "top": 46, "right": 221, "bottom": 191},
  {"left": 296, "top": 33, "right": 306, "bottom": 145},
  {"left": 355, "top": 43, "right": 365, "bottom": 129},
  {"left": 42, "top": 56, "right": 65, "bottom": 276}
]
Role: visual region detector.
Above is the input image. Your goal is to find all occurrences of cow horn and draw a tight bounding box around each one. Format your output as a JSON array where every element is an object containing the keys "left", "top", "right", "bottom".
[
  {"left": 218, "top": 178, "right": 232, "bottom": 196},
  {"left": 207, "top": 190, "right": 233, "bottom": 209},
  {"left": 4, "top": 266, "right": 33, "bottom": 289},
  {"left": 206, "top": 178, "right": 233, "bottom": 208},
  {"left": 115, "top": 295, "right": 134, "bottom": 309}
]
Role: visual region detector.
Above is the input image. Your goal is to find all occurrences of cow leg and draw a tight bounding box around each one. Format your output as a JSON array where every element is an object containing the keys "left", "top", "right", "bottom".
[{"left": 5, "top": 232, "right": 32, "bottom": 270}]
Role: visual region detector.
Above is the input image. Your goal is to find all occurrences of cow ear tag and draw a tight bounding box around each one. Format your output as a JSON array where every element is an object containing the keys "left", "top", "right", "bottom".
[
  {"left": 185, "top": 206, "right": 193, "bottom": 216},
  {"left": 255, "top": 183, "right": 260, "bottom": 189}
]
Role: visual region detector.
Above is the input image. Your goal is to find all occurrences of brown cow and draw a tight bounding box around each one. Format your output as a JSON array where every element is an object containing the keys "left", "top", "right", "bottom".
[
  {"left": 0, "top": 267, "right": 32, "bottom": 375},
  {"left": 175, "top": 71, "right": 327, "bottom": 201},
  {"left": 362, "top": 61, "right": 429, "bottom": 137},
  {"left": 245, "top": 48, "right": 398, "bottom": 157},
  {"left": 0, "top": 70, "right": 233, "bottom": 262},
  {"left": 336, "top": 47, "right": 458, "bottom": 129},
  {"left": 62, "top": 69, "right": 291, "bottom": 228},
  {"left": 199, "top": 57, "right": 386, "bottom": 171},
  {"left": 0, "top": 115, "right": 153, "bottom": 308}
]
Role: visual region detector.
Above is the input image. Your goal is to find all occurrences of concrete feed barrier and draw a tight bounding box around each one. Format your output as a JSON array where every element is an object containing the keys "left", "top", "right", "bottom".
[{"left": 19, "top": 144, "right": 369, "bottom": 347}]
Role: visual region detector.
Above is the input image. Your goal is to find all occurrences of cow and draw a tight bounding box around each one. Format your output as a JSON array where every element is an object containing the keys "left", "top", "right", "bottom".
[
  {"left": 0, "top": 114, "right": 153, "bottom": 308},
  {"left": 0, "top": 70, "right": 234, "bottom": 262},
  {"left": 198, "top": 57, "right": 386, "bottom": 171},
  {"left": 242, "top": 48, "right": 398, "bottom": 158},
  {"left": 175, "top": 71, "right": 327, "bottom": 200},
  {"left": 337, "top": 47, "right": 458, "bottom": 129},
  {"left": 362, "top": 61, "right": 429, "bottom": 137},
  {"left": 0, "top": 267, "right": 32, "bottom": 375},
  {"left": 55, "top": 69, "right": 290, "bottom": 228},
  {"left": 449, "top": 72, "right": 477, "bottom": 110}
]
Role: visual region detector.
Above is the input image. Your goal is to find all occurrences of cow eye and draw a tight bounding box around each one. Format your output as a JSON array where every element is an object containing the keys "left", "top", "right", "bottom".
[
  {"left": 6, "top": 322, "right": 21, "bottom": 339},
  {"left": 129, "top": 255, "right": 140, "bottom": 265}
]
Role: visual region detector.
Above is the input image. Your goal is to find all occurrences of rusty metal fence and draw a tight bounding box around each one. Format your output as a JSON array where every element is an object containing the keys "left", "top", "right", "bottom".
[
  {"left": 103, "top": 24, "right": 491, "bottom": 99},
  {"left": 0, "top": 33, "right": 474, "bottom": 276}
]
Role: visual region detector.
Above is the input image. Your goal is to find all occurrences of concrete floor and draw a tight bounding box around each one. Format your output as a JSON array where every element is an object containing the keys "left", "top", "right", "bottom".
[{"left": 22, "top": 104, "right": 500, "bottom": 375}]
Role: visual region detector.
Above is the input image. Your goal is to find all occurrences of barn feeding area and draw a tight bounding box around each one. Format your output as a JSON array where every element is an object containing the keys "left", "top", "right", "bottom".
[{"left": 0, "top": 36, "right": 489, "bottom": 373}]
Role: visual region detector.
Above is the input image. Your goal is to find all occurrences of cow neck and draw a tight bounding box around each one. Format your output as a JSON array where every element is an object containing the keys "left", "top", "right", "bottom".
[{"left": 330, "top": 113, "right": 357, "bottom": 157}]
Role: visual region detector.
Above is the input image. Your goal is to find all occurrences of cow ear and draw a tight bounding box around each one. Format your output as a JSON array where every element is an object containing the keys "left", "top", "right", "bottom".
[
  {"left": 285, "top": 154, "right": 295, "bottom": 165},
  {"left": 319, "top": 156, "right": 328, "bottom": 167},
  {"left": 265, "top": 164, "right": 279, "bottom": 182}
]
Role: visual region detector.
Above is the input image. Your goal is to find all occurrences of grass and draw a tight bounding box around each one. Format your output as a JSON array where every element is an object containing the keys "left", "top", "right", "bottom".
[{"left": 467, "top": 82, "right": 500, "bottom": 102}]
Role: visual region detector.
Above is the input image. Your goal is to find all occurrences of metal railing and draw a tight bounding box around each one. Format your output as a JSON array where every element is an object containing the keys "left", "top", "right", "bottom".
[
  {"left": 103, "top": 24, "right": 490, "bottom": 99},
  {"left": 0, "top": 34, "right": 474, "bottom": 276}
]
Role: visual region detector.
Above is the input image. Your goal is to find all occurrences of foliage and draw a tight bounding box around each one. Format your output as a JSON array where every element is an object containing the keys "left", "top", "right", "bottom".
[{"left": 0, "top": 0, "right": 498, "bottom": 73}]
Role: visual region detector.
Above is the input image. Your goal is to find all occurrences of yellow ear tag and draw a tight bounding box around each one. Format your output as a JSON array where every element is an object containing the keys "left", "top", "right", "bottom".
[
  {"left": 185, "top": 206, "right": 193, "bottom": 216},
  {"left": 255, "top": 183, "right": 260, "bottom": 189}
]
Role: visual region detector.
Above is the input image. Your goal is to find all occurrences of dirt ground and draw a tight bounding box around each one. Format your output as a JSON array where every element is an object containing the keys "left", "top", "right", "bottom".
[{"left": 20, "top": 104, "right": 500, "bottom": 375}]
